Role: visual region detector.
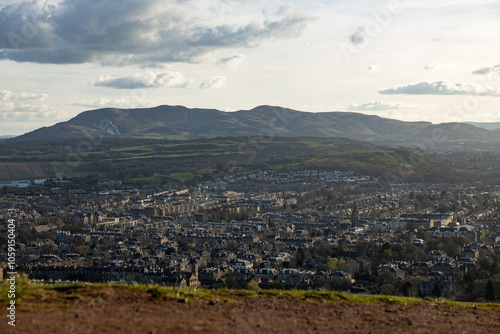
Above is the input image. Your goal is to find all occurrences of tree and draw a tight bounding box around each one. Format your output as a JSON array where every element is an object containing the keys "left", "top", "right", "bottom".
[
  {"left": 486, "top": 280, "right": 496, "bottom": 301},
  {"left": 380, "top": 284, "right": 395, "bottom": 295},
  {"left": 416, "top": 229, "right": 427, "bottom": 240},
  {"left": 380, "top": 249, "right": 392, "bottom": 264},
  {"left": 246, "top": 281, "right": 261, "bottom": 290},
  {"left": 207, "top": 258, "right": 219, "bottom": 267},
  {"left": 293, "top": 247, "right": 307, "bottom": 267},
  {"left": 433, "top": 283, "right": 442, "bottom": 298},
  {"left": 326, "top": 258, "right": 347, "bottom": 272},
  {"left": 402, "top": 281, "right": 412, "bottom": 297},
  {"left": 490, "top": 262, "right": 500, "bottom": 277}
]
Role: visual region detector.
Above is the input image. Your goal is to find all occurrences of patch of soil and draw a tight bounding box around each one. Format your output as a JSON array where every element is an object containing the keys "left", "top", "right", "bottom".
[{"left": 1, "top": 287, "right": 499, "bottom": 334}]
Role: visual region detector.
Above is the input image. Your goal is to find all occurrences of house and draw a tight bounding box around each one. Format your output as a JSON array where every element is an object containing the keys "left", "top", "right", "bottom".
[
  {"left": 216, "top": 251, "right": 236, "bottom": 263},
  {"left": 410, "top": 261, "right": 432, "bottom": 275},
  {"left": 242, "top": 253, "right": 262, "bottom": 264},
  {"left": 427, "top": 250, "right": 449, "bottom": 264},
  {"left": 277, "top": 268, "right": 300, "bottom": 285},
  {"left": 164, "top": 275, "right": 187, "bottom": 288},
  {"left": 32, "top": 224, "right": 56, "bottom": 234},
  {"left": 461, "top": 247, "right": 478, "bottom": 259},
  {"left": 199, "top": 267, "right": 223, "bottom": 286},
  {"left": 431, "top": 263, "right": 454, "bottom": 279},
  {"left": 312, "top": 271, "right": 328, "bottom": 287},
  {"left": 327, "top": 271, "right": 352, "bottom": 286},
  {"left": 377, "top": 264, "right": 404, "bottom": 283},
  {"left": 418, "top": 279, "right": 451, "bottom": 298},
  {"left": 255, "top": 268, "right": 276, "bottom": 281},
  {"left": 233, "top": 268, "right": 253, "bottom": 281},
  {"left": 233, "top": 260, "right": 253, "bottom": 270},
  {"left": 336, "top": 251, "right": 372, "bottom": 274},
  {"left": 185, "top": 272, "right": 201, "bottom": 288}
]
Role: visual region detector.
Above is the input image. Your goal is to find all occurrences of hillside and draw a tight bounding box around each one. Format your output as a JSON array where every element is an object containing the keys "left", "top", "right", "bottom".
[
  {"left": 0, "top": 137, "right": 452, "bottom": 183},
  {"left": 1, "top": 284, "right": 499, "bottom": 334},
  {"left": 466, "top": 122, "right": 500, "bottom": 131},
  {"left": 11, "top": 105, "right": 500, "bottom": 145}
]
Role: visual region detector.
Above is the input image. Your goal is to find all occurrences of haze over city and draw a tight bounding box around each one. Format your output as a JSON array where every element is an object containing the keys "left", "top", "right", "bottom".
[{"left": 1, "top": 0, "right": 500, "bottom": 136}]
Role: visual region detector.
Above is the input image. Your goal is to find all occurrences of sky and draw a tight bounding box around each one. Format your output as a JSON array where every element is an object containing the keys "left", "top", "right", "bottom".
[{"left": 1, "top": 0, "right": 500, "bottom": 136}]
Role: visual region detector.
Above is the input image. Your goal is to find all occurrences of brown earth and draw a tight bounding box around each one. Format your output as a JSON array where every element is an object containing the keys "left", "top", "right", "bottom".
[{"left": 1, "top": 287, "right": 499, "bottom": 334}]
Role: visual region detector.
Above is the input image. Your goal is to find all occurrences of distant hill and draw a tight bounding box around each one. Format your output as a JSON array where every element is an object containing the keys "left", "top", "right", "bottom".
[
  {"left": 465, "top": 122, "right": 500, "bottom": 131},
  {"left": 11, "top": 105, "right": 500, "bottom": 145}
]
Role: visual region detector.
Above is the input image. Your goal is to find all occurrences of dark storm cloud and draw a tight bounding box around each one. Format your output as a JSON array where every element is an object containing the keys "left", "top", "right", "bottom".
[{"left": 0, "top": 0, "right": 313, "bottom": 66}]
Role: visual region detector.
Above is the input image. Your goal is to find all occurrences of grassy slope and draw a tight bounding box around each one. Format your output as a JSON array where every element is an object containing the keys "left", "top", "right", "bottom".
[
  {"left": 0, "top": 137, "right": 450, "bottom": 183},
  {"left": 2, "top": 282, "right": 500, "bottom": 313}
]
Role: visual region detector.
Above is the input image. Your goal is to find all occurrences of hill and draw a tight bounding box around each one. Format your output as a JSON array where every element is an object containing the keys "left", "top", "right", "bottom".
[
  {"left": 1, "top": 284, "right": 499, "bottom": 334},
  {"left": 0, "top": 137, "right": 452, "bottom": 183},
  {"left": 11, "top": 105, "right": 500, "bottom": 145},
  {"left": 465, "top": 122, "right": 500, "bottom": 131}
]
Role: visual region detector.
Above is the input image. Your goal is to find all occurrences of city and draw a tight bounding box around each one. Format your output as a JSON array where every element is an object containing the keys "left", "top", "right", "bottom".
[
  {"left": 1, "top": 0, "right": 500, "bottom": 332},
  {"left": 1, "top": 170, "right": 498, "bottom": 302}
]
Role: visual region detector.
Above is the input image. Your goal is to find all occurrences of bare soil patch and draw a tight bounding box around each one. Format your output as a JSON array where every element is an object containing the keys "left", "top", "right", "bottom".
[{"left": 1, "top": 287, "right": 499, "bottom": 334}]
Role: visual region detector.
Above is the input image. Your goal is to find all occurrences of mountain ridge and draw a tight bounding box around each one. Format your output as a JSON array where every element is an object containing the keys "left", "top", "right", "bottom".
[{"left": 10, "top": 104, "right": 500, "bottom": 144}]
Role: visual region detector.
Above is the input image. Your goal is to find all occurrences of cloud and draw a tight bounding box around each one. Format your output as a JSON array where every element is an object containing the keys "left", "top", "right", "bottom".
[
  {"left": 72, "top": 98, "right": 155, "bottom": 109},
  {"left": 349, "top": 27, "right": 365, "bottom": 45},
  {"left": 345, "top": 101, "right": 420, "bottom": 111},
  {"left": 0, "top": 90, "right": 48, "bottom": 102},
  {"left": 367, "top": 65, "right": 380, "bottom": 72},
  {"left": 421, "top": 63, "right": 456, "bottom": 71},
  {"left": 379, "top": 80, "right": 500, "bottom": 97},
  {"left": 472, "top": 64, "right": 500, "bottom": 75},
  {"left": 200, "top": 76, "right": 227, "bottom": 89},
  {"left": 216, "top": 54, "right": 245, "bottom": 68},
  {"left": 93, "top": 71, "right": 194, "bottom": 89},
  {"left": 0, "top": 0, "right": 313, "bottom": 66},
  {"left": 0, "top": 90, "right": 61, "bottom": 121}
]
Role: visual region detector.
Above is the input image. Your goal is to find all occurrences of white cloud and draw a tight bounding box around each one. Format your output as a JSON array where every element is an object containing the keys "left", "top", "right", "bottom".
[
  {"left": 421, "top": 63, "right": 456, "bottom": 71},
  {"left": 0, "top": 90, "right": 61, "bottom": 121},
  {"left": 379, "top": 80, "right": 500, "bottom": 97},
  {"left": 472, "top": 64, "right": 500, "bottom": 75},
  {"left": 216, "top": 54, "right": 245, "bottom": 68},
  {"left": 200, "top": 76, "right": 227, "bottom": 89},
  {"left": 345, "top": 101, "right": 421, "bottom": 111},
  {"left": 72, "top": 98, "right": 155, "bottom": 109},
  {"left": 0, "top": 0, "right": 313, "bottom": 66},
  {"left": 93, "top": 71, "right": 194, "bottom": 89}
]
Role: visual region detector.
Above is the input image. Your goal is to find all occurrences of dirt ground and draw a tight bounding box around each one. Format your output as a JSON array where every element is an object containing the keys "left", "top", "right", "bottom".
[{"left": 1, "top": 287, "right": 499, "bottom": 334}]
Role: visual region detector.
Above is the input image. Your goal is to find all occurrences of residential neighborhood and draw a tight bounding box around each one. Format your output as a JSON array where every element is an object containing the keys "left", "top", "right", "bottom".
[{"left": 1, "top": 171, "right": 499, "bottom": 302}]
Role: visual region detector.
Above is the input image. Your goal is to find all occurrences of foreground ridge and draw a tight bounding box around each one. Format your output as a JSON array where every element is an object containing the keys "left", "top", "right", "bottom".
[{"left": 1, "top": 284, "right": 499, "bottom": 334}]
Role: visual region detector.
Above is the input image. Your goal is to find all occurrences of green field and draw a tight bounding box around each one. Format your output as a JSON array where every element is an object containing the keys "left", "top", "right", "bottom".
[
  {"left": 169, "top": 172, "right": 195, "bottom": 183},
  {"left": 307, "top": 150, "right": 419, "bottom": 167},
  {"left": 130, "top": 176, "right": 163, "bottom": 185}
]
